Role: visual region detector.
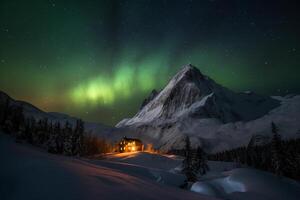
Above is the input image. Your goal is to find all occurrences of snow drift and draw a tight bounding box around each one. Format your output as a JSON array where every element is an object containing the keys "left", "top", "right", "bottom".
[{"left": 191, "top": 168, "right": 300, "bottom": 200}]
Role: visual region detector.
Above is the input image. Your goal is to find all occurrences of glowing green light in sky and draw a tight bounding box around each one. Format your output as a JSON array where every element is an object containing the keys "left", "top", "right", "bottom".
[
  {"left": 1, "top": 0, "right": 299, "bottom": 126},
  {"left": 69, "top": 46, "right": 175, "bottom": 106},
  {"left": 71, "top": 76, "right": 115, "bottom": 105},
  {"left": 70, "top": 64, "right": 164, "bottom": 106}
]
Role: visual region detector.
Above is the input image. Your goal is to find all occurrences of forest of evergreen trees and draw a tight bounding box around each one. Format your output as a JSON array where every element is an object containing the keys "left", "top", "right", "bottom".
[
  {"left": 209, "top": 122, "right": 300, "bottom": 180},
  {"left": 0, "top": 100, "right": 112, "bottom": 157},
  {"left": 1, "top": 99, "right": 299, "bottom": 180}
]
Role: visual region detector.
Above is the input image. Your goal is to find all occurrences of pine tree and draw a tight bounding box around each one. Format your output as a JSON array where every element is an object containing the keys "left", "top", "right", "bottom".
[
  {"left": 181, "top": 136, "right": 197, "bottom": 187},
  {"left": 55, "top": 122, "right": 64, "bottom": 154},
  {"left": 14, "top": 106, "right": 26, "bottom": 143},
  {"left": 261, "top": 144, "right": 272, "bottom": 171},
  {"left": 194, "top": 146, "right": 209, "bottom": 176},
  {"left": 38, "top": 118, "right": 49, "bottom": 145},
  {"left": 30, "top": 117, "right": 38, "bottom": 144},
  {"left": 24, "top": 118, "right": 33, "bottom": 143},
  {"left": 0, "top": 97, "right": 9, "bottom": 126},
  {"left": 73, "top": 119, "right": 84, "bottom": 156},
  {"left": 63, "top": 121, "right": 73, "bottom": 156},
  {"left": 47, "top": 122, "right": 58, "bottom": 153},
  {"left": 34, "top": 119, "right": 43, "bottom": 145},
  {"left": 12, "top": 106, "right": 25, "bottom": 132},
  {"left": 3, "top": 104, "right": 13, "bottom": 133},
  {"left": 271, "top": 122, "right": 285, "bottom": 176}
]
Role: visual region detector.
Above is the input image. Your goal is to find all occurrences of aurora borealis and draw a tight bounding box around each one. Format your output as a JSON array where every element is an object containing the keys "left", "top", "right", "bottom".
[{"left": 0, "top": 0, "right": 300, "bottom": 125}]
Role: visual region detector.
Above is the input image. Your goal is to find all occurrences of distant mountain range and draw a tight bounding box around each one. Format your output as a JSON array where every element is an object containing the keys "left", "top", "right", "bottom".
[
  {"left": 0, "top": 91, "right": 112, "bottom": 137},
  {"left": 1, "top": 64, "right": 300, "bottom": 153},
  {"left": 116, "top": 64, "right": 300, "bottom": 152}
]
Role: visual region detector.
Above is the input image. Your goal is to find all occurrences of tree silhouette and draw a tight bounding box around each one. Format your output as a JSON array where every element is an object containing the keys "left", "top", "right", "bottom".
[
  {"left": 181, "top": 136, "right": 197, "bottom": 188},
  {"left": 271, "top": 122, "right": 285, "bottom": 176},
  {"left": 194, "top": 146, "right": 209, "bottom": 176}
]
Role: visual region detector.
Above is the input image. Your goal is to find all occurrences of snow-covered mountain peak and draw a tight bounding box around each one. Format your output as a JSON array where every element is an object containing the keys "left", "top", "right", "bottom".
[
  {"left": 117, "top": 64, "right": 217, "bottom": 126},
  {"left": 174, "top": 64, "right": 205, "bottom": 81},
  {"left": 117, "top": 64, "right": 280, "bottom": 127},
  {"left": 114, "top": 64, "right": 293, "bottom": 152},
  {"left": 165, "top": 64, "right": 213, "bottom": 92}
]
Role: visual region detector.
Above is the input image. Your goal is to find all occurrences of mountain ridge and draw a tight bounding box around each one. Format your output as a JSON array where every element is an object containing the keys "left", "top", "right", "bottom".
[
  {"left": 116, "top": 64, "right": 300, "bottom": 152},
  {"left": 0, "top": 91, "right": 112, "bottom": 137},
  {"left": 117, "top": 64, "right": 280, "bottom": 126}
]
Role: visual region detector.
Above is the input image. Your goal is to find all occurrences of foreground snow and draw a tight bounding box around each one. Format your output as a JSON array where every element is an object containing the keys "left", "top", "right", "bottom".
[
  {"left": 1, "top": 133, "right": 299, "bottom": 200},
  {"left": 191, "top": 168, "right": 300, "bottom": 200},
  {"left": 0, "top": 133, "right": 214, "bottom": 200},
  {"left": 92, "top": 151, "right": 300, "bottom": 200}
]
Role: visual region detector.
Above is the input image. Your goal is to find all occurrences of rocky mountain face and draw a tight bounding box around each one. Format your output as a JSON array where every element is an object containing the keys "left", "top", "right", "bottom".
[
  {"left": 116, "top": 64, "right": 300, "bottom": 152},
  {"left": 140, "top": 89, "right": 159, "bottom": 110},
  {"left": 117, "top": 65, "right": 279, "bottom": 126}
]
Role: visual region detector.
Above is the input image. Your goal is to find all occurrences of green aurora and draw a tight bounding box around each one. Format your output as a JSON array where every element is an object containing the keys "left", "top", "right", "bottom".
[{"left": 0, "top": 0, "right": 299, "bottom": 125}]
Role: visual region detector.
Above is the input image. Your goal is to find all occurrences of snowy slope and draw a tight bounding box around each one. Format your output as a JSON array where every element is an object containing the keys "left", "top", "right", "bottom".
[
  {"left": 0, "top": 132, "right": 215, "bottom": 200},
  {"left": 116, "top": 64, "right": 300, "bottom": 152},
  {"left": 1, "top": 132, "right": 299, "bottom": 200},
  {"left": 104, "top": 151, "right": 300, "bottom": 200},
  {"left": 104, "top": 151, "right": 183, "bottom": 171}
]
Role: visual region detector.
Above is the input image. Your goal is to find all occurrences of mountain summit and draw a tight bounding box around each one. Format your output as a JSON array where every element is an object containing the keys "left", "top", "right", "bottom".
[
  {"left": 117, "top": 64, "right": 279, "bottom": 126},
  {"left": 116, "top": 64, "right": 300, "bottom": 152}
]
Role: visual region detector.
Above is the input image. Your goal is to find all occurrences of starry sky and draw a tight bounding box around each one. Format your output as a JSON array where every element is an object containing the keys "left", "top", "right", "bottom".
[{"left": 0, "top": 0, "right": 299, "bottom": 125}]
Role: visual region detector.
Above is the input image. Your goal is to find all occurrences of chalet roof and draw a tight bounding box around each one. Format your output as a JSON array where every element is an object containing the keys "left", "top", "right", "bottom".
[{"left": 122, "top": 137, "right": 142, "bottom": 143}]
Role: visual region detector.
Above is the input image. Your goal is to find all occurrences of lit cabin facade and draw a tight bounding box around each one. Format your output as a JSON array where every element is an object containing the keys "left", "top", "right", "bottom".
[{"left": 119, "top": 137, "right": 143, "bottom": 152}]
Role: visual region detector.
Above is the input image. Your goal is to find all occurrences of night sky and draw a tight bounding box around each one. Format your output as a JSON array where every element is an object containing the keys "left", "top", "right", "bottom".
[{"left": 0, "top": 0, "right": 299, "bottom": 125}]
